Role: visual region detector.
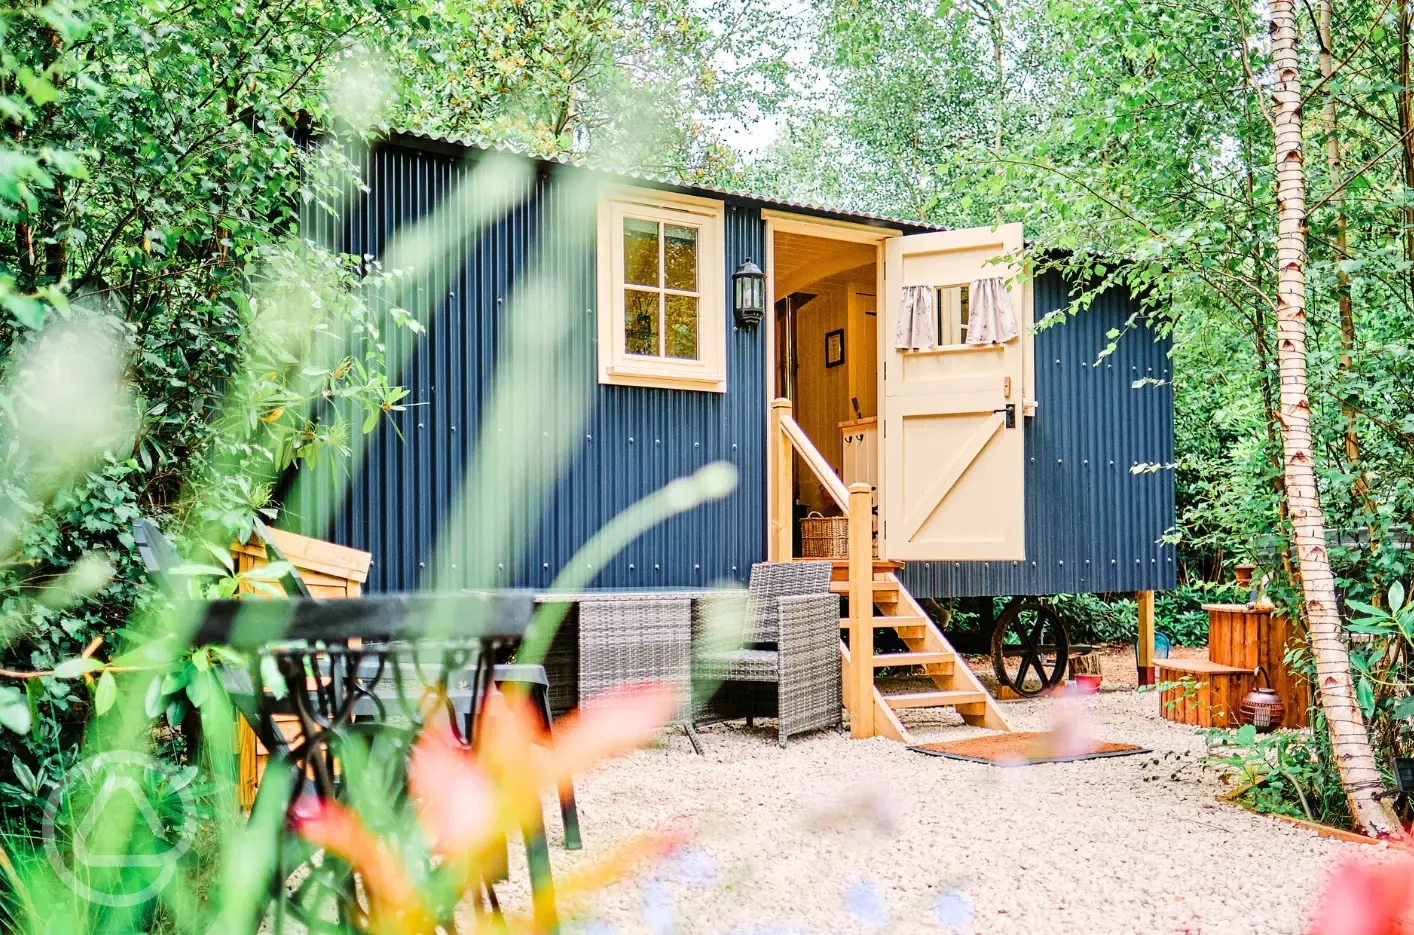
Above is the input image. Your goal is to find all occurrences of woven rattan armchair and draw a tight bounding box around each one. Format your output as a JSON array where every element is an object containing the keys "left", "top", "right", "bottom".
[{"left": 698, "top": 561, "right": 840, "bottom": 747}]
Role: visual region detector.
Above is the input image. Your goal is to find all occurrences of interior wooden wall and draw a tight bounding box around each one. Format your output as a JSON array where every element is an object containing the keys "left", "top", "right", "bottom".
[{"left": 792, "top": 273, "right": 876, "bottom": 514}]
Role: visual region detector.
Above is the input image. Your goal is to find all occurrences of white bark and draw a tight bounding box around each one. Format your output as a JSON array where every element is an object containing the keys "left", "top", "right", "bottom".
[{"left": 1269, "top": 0, "right": 1403, "bottom": 838}]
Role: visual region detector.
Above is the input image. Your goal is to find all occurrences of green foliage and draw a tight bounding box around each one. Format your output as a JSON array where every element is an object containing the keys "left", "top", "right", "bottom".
[
  {"left": 1343, "top": 581, "right": 1414, "bottom": 756},
  {"left": 1200, "top": 723, "right": 1350, "bottom": 828}
]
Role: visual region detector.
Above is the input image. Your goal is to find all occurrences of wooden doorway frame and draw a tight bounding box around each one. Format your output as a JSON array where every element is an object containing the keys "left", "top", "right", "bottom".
[{"left": 761, "top": 210, "right": 898, "bottom": 561}]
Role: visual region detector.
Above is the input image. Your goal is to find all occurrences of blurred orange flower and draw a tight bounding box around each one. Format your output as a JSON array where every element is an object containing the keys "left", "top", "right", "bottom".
[{"left": 290, "top": 682, "right": 681, "bottom": 935}]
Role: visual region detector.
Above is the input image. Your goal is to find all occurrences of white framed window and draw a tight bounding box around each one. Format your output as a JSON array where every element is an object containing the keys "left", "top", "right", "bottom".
[{"left": 597, "top": 188, "right": 726, "bottom": 392}]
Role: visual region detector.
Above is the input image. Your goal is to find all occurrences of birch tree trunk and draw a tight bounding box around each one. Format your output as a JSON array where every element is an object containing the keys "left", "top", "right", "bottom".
[{"left": 1269, "top": 0, "right": 1404, "bottom": 838}]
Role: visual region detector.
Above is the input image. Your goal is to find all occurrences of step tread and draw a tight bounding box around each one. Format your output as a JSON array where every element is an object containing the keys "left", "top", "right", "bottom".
[
  {"left": 883, "top": 689, "right": 986, "bottom": 709},
  {"left": 839, "top": 615, "right": 927, "bottom": 629},
  {"left": 830, "top": 580, "right": 900, "bottom": 595},
  {"left": 871, "top": 651, "right": 953, "bottom": 668}
]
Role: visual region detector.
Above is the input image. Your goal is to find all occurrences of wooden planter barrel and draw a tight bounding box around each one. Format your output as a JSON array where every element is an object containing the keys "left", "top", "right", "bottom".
[{"left": 1157, "top": 604, "right": 1309, "bottom": 729}]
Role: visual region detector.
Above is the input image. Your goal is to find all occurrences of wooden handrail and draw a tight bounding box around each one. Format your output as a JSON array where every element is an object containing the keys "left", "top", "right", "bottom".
[
  {"left": 778, "top": 411, "right": 850, "bottom": 512},
  {"left": 769, "top": 397, "right": 876, "bottom": 737}
]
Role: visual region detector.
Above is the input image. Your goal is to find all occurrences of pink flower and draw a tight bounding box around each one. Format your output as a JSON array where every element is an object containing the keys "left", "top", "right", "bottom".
[{"left": 1308, "top": 853, "right": 1414, "bottom": 935}]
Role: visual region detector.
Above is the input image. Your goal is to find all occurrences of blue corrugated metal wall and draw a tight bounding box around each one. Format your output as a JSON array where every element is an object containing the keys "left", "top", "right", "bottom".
[
  {"left": 901, "top": 269, "right": 1176, "bottom": 597},
  {"left": 296, "top": 142, "right": 766, "bottom": 591},
  {"left": 298, "top": 138, "right": 1173, "bottom": 598}
]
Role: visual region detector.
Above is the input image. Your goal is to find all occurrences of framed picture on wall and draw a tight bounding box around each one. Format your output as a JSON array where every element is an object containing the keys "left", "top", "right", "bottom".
[{"left": 825, "top": 329, "right": 845, "bottom": 368}]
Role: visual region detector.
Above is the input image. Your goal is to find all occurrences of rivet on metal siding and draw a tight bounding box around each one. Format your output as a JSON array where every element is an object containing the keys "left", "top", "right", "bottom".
[
  {"left": 1135, "top": 559, "right": 1141, "bottom": 564},
  {"left": 1085, "top": 560, "right": 1090, "bottom": 564},
  {"left": 1058, "top": 560, "right": 1064, "bottom": 566},
  {"left": 732, "top": 444, "right": 737, "bottom": 449},
  {"left": 1109, "top": 460, "right": 1114, "bottom": 466},
  {"left": 1031, "top": 561, "right": 1037, "bottom": 567},
  {"left": 451, "top": 564, "right": 457, "bottom": 570},
  {"left": 543, "top": 563, "right": 550, "bottom": 570},
  {"left": 955, "top": 563, "right": 960, "bottom": 568},
  {"left": 629, "top": 437, "right": 635, "bottom": 443},
  {"left": 418, "top": 562, "right": 425, "bottom": 568},
  {"left": 1111, "top": 559, "right": 1116, "bottom": 564},
  {"left": 498, "top": 563, "right": 504, "bottom": 570},
  {"left": 695, "top": 564, "right": 700, "bottom": 570},
  {"left": 1057, "top": 459, "right": 1063, "bottom": 464},
  {"left": 694, "top": 441, "right": 700, "bottom": 448},
  {"left": 586, "top": 434, "right": 592, "bottom": 440},
  {"left": 656, "top": 439, "right": 660, "bottom": 445},
  {"left": 629, "top": 564, "right": 634, "bottom": 571},
  {"left": 654, "top": 564, "right": 660, "bottom": 571},
  {"left": 418, "top": 423, "right": 424, "bottom": 429},
  {"left": 451, "top": 426, "right": 457, "bottom": 432},
  {"left": 731, "top": 566, "right": 737, "bottom": 573},
  {"left": 1083, "top": 459, "right": 1088, "bottom": 465}
]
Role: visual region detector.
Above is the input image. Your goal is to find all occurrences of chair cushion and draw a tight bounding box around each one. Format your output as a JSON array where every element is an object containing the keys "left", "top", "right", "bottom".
[{"left": 698, "top": 648, "right": 779, "bottom": 682}]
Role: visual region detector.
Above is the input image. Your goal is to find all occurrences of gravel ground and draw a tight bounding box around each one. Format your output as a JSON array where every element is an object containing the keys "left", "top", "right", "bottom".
[{"left": 485, "top": 677, "right": 1377, "bottom": 935}]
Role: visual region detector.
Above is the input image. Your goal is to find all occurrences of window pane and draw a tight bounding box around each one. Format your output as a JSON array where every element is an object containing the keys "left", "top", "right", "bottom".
[
  {"left": 663, "top": 225, "right": 697, "bottom": 291},
  {"left": 625, "top": 289, "right": 660, "bottom": 356},
  {"left": 623, "top": 218, "right": 659, "bottom": 286},
  {"left": 665, "top": 294, "right": 698, "bottom": 360}
]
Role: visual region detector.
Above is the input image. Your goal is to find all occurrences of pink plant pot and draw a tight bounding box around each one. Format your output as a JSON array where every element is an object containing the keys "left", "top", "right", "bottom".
[{"left": 1071, "top": 673, "right": 1102, "bottom": 695}]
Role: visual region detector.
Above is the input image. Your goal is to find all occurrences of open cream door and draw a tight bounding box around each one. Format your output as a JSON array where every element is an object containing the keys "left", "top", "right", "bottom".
[{"left": 880, "top": 223, "right": 1028, "bottom": 561}]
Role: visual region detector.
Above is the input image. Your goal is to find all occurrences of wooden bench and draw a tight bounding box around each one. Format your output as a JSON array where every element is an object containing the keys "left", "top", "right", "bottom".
[{"left": 1156, "top": 658, "right": 1253, "bottom": 728}]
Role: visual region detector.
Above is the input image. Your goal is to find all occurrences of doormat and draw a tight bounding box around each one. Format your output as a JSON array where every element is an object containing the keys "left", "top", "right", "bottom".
[{"left": 908, "top": 731, "right": 1149, "bottom": 766}]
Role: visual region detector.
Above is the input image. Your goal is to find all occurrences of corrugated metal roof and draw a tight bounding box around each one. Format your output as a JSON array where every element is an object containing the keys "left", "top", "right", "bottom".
[{"left": 385, "top": 129, "right": 947, "bottom": 233}]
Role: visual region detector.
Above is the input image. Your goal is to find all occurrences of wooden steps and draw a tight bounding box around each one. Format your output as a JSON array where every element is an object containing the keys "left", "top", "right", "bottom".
[
  {"left": 883, "top": 689, "right": 986, "bottom": 709},
  {"left": 833, "top": 568, "right": 1012, "bottom": 744}
]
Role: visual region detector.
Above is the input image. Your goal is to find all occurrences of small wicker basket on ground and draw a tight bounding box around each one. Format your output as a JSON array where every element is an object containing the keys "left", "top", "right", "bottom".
[{"left": 800, "top": 511, "right": 849, "bottom": 558}]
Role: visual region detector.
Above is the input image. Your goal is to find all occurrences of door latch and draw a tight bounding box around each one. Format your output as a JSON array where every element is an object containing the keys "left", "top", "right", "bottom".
[{"left": 994, "top": 404, "right": 1016, "bottom": 429}]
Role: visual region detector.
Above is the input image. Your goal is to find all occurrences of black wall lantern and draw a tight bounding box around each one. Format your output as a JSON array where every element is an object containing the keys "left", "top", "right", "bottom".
[{"left": 732, "top": 258, "right": 766, "bottom": 329}]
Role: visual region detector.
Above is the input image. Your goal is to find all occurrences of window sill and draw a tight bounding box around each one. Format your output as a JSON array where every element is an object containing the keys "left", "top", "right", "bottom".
[{"left": 601, "top": 365, "right": 726, "bottom": 393}]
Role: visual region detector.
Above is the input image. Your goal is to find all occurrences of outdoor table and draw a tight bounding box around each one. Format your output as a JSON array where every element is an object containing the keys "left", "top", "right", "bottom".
[{"left": 193, "top": 591, "right": 539, "bottom": 932}]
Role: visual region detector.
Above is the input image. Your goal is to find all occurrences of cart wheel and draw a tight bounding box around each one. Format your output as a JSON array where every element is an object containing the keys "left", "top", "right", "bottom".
[{"left": 991, "top": 602, "right": 1070, "bottom": 697}]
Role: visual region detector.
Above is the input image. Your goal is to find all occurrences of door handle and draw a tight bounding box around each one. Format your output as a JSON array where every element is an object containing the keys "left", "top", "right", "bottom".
[{"left": 993, "top": 404, "right": 1016, "bottom": 429}]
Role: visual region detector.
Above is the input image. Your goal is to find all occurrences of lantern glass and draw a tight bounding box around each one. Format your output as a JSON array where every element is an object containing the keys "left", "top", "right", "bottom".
[{"left": 732, "top": 257, "right": 765, "bottom": 328}]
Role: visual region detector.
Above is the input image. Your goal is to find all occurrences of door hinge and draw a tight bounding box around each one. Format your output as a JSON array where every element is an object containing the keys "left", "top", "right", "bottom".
[{"left": 994, "top": 404, "right": 1016, "bottom": 429}]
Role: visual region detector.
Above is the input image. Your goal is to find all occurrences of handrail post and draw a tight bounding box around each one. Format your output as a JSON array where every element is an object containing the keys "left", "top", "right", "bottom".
[
  {"left": 770, "top": 398, "right": 794, "bottom": 561},
  {"left": 847, "top": 481, "right": 874, "bottom": 738},
  {"left": 1136, "top": 590, "right": 1156, "bottom": 686}
]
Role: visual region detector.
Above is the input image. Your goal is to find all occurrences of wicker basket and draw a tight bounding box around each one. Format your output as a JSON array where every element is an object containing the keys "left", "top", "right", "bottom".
[{"left": 800, "top": 511, "right": 849, "bottom": 558}]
